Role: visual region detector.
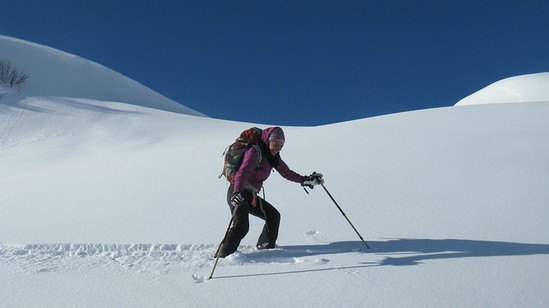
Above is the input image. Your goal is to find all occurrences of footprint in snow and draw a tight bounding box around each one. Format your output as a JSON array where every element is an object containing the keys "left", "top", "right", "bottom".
[
  {"left": 293, "top": 257, "right": 330, "bottom": 265},
  {"left": 192, "top": 274, "right": 205, "bottom": 283},
  {"left": 305, "top": 230, "right": 323, "bottom": 243}
]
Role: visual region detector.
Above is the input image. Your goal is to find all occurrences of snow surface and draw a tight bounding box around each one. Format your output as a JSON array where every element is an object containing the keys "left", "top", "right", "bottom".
[
  {"left": 1, "top": 36, "right": 549, "bottom": 307},
  {"left": 455, "top": 72, "right": 549, "bottom": 106}
]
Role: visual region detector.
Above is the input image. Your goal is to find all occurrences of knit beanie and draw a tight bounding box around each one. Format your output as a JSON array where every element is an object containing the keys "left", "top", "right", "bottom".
[{"left": 268, "top": 127, "right": 285, "bottom": 143}]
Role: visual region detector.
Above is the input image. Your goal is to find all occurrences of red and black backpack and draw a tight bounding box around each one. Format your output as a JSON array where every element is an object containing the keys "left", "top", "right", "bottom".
[{"left": 219, "top": 127, "right": 263, "bottom": 182}]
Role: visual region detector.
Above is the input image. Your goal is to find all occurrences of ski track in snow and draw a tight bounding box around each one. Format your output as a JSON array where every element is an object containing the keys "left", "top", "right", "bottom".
[
  {"left": 0, "top": 239, "right": 339, "bottom": 275},
  {"left": 0, "top": 243, "right": 217, "bottom": 274}
]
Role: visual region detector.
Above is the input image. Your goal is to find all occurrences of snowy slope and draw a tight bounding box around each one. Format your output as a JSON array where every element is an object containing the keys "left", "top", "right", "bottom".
[
  {"left": 455, "top": 72, "right": 549, "bottom": 106},
  {"left": 1, "top": 37, "right": 549, "bottom": 307},
  {"left": 0, "top": 34, "right": 205, "bottom": 116}
]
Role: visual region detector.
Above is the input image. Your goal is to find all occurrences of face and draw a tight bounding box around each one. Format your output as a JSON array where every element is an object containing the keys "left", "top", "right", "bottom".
[{"left": 268, "top": 139, "right": 284, "bottom": 155}]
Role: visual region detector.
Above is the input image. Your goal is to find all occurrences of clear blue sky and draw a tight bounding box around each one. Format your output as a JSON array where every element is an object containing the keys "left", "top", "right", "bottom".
[{"left": 2, "top": 0, "right": 549, "bottom": 125}]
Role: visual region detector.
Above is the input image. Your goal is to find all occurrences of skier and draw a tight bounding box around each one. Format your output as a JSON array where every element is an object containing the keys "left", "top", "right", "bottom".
[{"left": 216, "top": 126, "right": 323, "bottom": 258}]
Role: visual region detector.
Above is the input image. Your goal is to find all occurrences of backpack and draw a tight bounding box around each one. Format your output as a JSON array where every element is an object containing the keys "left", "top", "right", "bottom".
[{"left": 219, "top": 127, "right": 263, "bottom": 182}]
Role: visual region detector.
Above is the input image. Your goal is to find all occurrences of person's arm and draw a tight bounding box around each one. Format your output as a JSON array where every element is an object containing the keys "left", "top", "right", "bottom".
[
  {"left": 232, "top": 147, "right": 259, "bottom": 192},
  {"left": 276, "top": 158, "right": 305, "bottom": 183}
]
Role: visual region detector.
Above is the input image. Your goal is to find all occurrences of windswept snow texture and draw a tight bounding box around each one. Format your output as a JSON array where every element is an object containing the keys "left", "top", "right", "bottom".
[
  {"left": 455, "top": 72, "right": 549, "bottom": 106},
  {"left": 1, "top": 36, "right": 549, "bottom": 307}
]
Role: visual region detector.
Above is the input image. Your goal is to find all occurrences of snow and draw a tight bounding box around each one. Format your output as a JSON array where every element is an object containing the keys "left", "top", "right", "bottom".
[
  {"left": 0, "top": 35, "right": 205, "bottom": 116},
  {"left": 455, "top": 72, "right": 549, "bottom": 106},
  {"left": 1, "top": 35, "right": 549, "bottom": 307}
]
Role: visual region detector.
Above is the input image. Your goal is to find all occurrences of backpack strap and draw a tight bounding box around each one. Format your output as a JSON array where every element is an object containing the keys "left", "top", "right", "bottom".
[{"left": 250, "top": 144, "right": 262, "bottom": 169}]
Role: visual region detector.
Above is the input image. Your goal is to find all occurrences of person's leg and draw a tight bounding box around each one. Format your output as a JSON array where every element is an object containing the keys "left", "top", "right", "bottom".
[
  {"left": 249, "top": 197, "right": 281, "bottom": 249},
  {"left": 219, "top": 187, "right": 253, "bottom": 257}
]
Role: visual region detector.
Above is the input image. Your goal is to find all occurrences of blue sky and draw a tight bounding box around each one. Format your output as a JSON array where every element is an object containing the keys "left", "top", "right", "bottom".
[{"left": 2, "top": 0, "right": 549, "bottom": 125}]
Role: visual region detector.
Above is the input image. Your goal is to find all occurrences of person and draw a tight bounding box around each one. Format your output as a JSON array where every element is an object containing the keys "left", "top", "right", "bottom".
[{"left": 217, "top": 126, "right": 323, "bottom": 258}]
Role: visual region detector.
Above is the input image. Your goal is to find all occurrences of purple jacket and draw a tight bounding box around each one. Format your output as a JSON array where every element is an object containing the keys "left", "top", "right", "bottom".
[{"left": 232, "top": 127, "right": 304, "bottom": 192}]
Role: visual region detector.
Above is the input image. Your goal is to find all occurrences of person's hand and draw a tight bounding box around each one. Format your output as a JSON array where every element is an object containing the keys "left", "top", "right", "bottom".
[
  {"left": 230, "top": 192, "right": 245, "bottom": 207},
  {"left": 301, "top": 172, "right": 324, "bottom": 189}
]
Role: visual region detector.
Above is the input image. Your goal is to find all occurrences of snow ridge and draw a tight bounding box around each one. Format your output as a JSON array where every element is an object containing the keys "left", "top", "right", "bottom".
[{"left": 455, "top": 72, "right": 549, "bottom": 106}]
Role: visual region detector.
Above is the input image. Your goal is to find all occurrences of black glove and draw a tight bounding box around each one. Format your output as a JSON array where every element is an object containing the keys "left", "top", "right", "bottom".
[
  {"left": 301, "top": 172, "right": 324, "bottom": 189},
  {"left": 230, "top": 192, "right": 245, "bottom": 207}
]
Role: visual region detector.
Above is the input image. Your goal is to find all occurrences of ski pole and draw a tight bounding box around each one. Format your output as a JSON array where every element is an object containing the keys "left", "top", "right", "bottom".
[
  {"left": 320, "top": 183, "right": 371, "bottom": 249},
  {"left": 208, "top": 204, "right": 240, "bottom": 280}
]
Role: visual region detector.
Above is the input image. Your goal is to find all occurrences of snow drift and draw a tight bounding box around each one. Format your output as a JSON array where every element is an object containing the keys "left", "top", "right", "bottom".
[{"left": 455, "top": 72, "right": 549, "bottom": 106}]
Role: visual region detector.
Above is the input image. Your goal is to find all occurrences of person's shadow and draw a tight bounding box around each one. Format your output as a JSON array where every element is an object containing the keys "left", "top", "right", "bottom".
[
  {"left": 215, "top": 238, "right": 549, "bottom": 279},
  {"left": 362, "top": 238, "right": 549, "bottom": 266}
]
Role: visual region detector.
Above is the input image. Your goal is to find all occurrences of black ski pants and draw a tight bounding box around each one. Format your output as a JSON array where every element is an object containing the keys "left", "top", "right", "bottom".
[{"left": 221, "top": 185, "right": 281, "bottom": 256}]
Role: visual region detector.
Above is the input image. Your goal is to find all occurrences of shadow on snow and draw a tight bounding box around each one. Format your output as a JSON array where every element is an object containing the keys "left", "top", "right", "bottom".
[
  {"left": 214, "top": 238, "right": 549, "bottom": 279},
  {"left": 370, "top": 238, "right": 549, "bottom": 266}
]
